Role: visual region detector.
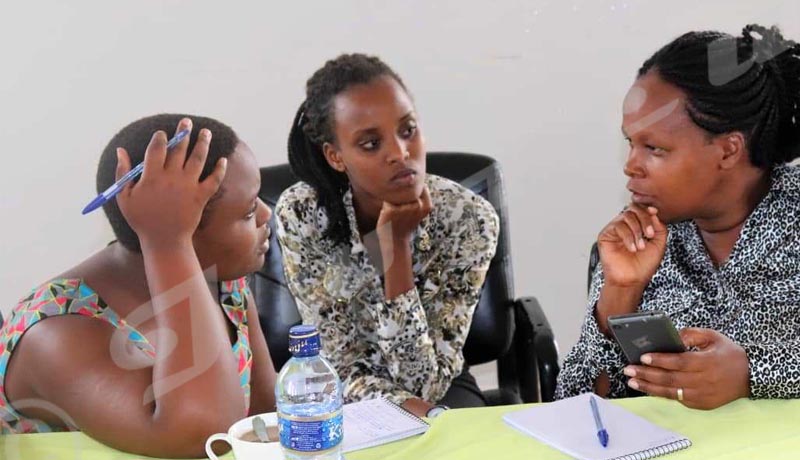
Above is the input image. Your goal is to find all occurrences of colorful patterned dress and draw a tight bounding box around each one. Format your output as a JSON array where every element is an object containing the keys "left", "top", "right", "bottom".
[{"left": 0, "top": 277, "right": 253, "bottom": 434}]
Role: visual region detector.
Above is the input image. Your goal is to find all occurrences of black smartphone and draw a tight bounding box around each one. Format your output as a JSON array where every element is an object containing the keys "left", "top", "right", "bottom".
[{"left": 607, "top": 311, "right": 686, "bottom": 364}]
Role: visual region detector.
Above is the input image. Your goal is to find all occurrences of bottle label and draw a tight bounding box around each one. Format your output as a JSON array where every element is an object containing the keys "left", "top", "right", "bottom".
[{"left": 278, "top": 410, "right": 343, "bottom": 453}]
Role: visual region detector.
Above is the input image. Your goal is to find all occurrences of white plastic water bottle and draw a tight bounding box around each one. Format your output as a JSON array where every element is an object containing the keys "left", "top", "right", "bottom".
[{"left": 276, "top": 325, "right": 344, "bottom": 460}]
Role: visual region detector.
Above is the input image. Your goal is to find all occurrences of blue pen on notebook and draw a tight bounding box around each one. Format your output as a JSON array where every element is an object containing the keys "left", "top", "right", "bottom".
[
  {"left": 82, "top": 129, "right": 191, "bottom": 215},
  {"left": 590, "top": 395, "right": 609, "bottom": 448}
]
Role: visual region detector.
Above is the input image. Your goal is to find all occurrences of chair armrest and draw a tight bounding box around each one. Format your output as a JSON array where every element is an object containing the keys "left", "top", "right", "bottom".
[{"left": 513, "top": 296, "right": 560, "bottom": 403}]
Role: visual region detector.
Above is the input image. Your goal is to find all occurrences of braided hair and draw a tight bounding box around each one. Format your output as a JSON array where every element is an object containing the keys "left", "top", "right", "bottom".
[
  {"left": 639, "top": 24, "right": 800, "bottom": 168},
  {"left": 288, "top": 53, "right": 407, "bottom": 246}
]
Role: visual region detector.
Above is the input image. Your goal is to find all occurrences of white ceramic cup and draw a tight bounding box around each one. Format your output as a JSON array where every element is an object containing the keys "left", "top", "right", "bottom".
[{"left": 205, "top": 412, "right": 284, "bottom": 460}]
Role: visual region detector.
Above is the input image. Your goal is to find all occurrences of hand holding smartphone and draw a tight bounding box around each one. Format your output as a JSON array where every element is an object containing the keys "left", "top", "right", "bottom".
[{"left": 607, "top": 311, "right": 686, "bottom": 364}]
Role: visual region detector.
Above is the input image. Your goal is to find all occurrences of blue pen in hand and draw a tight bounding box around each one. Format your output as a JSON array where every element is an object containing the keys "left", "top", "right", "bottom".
[
  {"left": 81, "top": 129, "right": 191, "bottom": 215},
  {"left": 590, "top": 395, "right": 609, "bottom": 448}
]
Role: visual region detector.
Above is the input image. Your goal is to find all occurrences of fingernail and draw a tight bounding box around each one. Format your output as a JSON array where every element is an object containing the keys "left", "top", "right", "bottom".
[
  {"left": 116, "top": 148, "right": 122, "bottom": 162},
  {"left": 182, "top": 118, "right": 192, "bottom": 128},
  {"left": 641, "top": 354, "right": 652, "bottom": 365},
  {"left": 628, "top": 379, "right": 639, "bottom": 390},
  {"left": 623, "top": 366, "right": 636, "bottom": 377},
  {"left": 203, "top": 129, "right": 212, "bottom": 140},
  {"left": 646, "top": 226, "right": 655, "bottom": 237},
  {"left": 638, "top": 238, "right": 646, "bottom": 249},
  {"left": 629, "top": 243, "right": 637, "bottom": 252}
]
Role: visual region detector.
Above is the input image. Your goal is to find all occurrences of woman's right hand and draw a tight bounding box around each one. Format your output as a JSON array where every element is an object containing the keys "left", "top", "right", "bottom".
[
  {"left": 594, "top": 205, "right": 669, "bottom": 336},
  {"left": 376, "top": 185, "right": 433, "bottom": 246},
  {"left": 597, "top": 204, "right": 668, "bottom": 289},
  {"left": 115, "top": 119, "right": 227, "bottom": 250}
]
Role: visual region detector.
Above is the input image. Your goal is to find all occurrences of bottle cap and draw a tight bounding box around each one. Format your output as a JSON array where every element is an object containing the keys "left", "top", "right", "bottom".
[{"left": 288, "top": 325, "right": 321, "bottom": 357}]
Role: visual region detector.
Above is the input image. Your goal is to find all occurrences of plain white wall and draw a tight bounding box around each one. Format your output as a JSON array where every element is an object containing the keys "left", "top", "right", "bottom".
[{"left": 2, "top": 0, "right": 798, "bottom": 358}]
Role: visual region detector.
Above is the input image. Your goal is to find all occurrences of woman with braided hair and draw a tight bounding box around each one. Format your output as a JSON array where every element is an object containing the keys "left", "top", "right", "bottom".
[
  {"left": 557, "top": 24, "right": 800, "bottom": 410},
  {"left": 275, "top": 53, "right": 499, "bottom": 418}
]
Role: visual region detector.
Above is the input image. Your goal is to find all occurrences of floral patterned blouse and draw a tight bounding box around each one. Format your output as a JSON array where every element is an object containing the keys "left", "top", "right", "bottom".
[
  {"left": 0, "top": 277, "right": 253, "bottom": 434},
  {"left": 557, "top": 164, "right": 800, "bottom": 401},
  {"left": 275, "top": 174, "right": 499, "bottom": 404}
]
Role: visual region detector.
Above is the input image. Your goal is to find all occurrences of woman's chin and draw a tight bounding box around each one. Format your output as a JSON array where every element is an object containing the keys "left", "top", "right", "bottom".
[
  {"left": 389, "top": 189, "right": 422, "bottom": 205},
  {"left": 394, "top": 181, "right": 426, "bottom": 203},
  {"left": 251, "top": 252, "right": 267, "bottom": 271},
  {"left": 216, "top": 256, "right": 266, "bottom": 282}
]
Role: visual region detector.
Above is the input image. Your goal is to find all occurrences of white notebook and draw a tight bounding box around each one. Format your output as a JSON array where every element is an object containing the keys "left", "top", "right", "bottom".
[
  {"left": 503, "top": 393, "right": 691, "bottom": 460},
  {"left": 342, "top": 397, "right": 430, "bottom": 453}
]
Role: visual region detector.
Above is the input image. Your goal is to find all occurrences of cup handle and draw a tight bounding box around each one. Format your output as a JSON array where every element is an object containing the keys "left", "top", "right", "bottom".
[{"left": 205, "top": 433, "right": 231, "bottom": 460}]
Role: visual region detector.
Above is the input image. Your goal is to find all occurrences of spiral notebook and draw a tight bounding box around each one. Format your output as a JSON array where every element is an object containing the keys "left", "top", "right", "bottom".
[
  {"left": 341, "top": 397, "right": 429, "bottom": 453},
  {"left": 503, "top": 393, "right": 691, "bottom": 460}
]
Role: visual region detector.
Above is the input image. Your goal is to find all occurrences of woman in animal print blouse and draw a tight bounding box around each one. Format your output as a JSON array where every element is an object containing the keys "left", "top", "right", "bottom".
[
  {"left": 557, "top": 24, "right": 800, "bottom": 410},
  {"left": 275, "top": 54, "right": 499, "bottom": 418}
]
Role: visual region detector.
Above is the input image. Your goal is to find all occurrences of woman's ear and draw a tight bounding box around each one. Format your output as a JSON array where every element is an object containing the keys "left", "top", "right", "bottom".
[
  {"left": 323, "top": 142, "right": 347, "bottom": 173},
  {"left": 716, "top": 132, "right": 747, "bottom": 170}
]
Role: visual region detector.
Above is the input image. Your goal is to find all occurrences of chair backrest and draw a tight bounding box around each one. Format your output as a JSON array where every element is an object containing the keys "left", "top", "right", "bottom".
[
  {"left": 253, "top": 152, "right": 516, "bottom": 370},
  {"left": 588, "top": 242, "right": 600, "bottom": 294}
]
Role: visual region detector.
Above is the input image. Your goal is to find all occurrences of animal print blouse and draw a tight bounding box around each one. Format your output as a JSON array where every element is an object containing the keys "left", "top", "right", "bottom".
[
  {"left": 275, "top": 174, "right": 499, "bottom": 404},
  {"left": 557, "top": 164, "right": 800, "bottom": 401}
]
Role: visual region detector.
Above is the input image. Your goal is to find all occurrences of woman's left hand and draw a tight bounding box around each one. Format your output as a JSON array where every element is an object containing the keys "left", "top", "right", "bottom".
[
  {"left": 402, "top": 398, "right": 435, "bottom": 418},
  {"left": 623, "top": 328, "right": 751, "bottom": 410}
]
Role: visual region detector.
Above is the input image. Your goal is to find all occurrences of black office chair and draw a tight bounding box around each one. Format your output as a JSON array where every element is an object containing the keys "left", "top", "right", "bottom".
[
  {"left": 252, "top": 152, "right": 559, "bottom": 404},
  {"left": 588, "top": 242, "right": 600, "bottom": 294}
]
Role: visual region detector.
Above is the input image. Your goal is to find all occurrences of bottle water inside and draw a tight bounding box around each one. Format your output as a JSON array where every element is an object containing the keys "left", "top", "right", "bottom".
[{"left": 276, "top": 325, "right": 344, "bottom": 460}]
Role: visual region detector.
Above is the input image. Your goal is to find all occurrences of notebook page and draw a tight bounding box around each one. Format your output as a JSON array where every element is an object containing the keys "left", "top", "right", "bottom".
[
  {"left": 503, "top": 393, "right": 689, "bottom": 460},
  {"left": 342, "top": 398, "right": 429, "bottom": 453}
]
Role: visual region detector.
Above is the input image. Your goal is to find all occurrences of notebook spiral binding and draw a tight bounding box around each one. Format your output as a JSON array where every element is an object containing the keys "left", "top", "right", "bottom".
[
  {"left": 380, "top": 397, "right": 430, "bottom": 426},
  {"left": 617, "top": 439, "right": 692, "bottom": 460}
]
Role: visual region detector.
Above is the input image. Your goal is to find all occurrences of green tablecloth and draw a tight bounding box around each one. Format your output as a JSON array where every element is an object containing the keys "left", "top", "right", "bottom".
[{"left": 3, "top": 396, "right": 800, "bottom": 459}]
